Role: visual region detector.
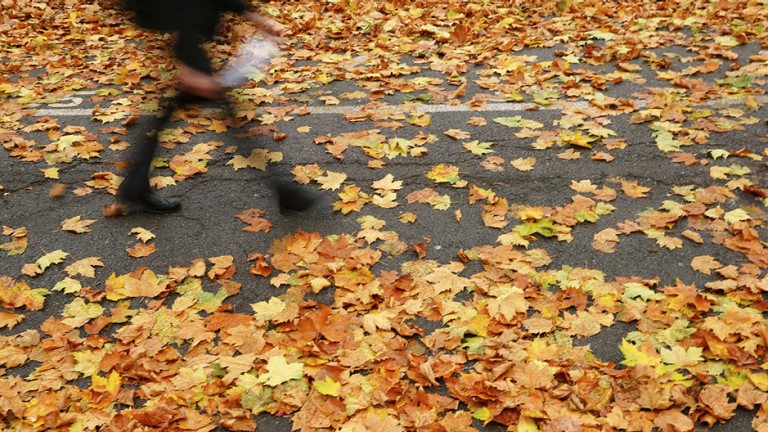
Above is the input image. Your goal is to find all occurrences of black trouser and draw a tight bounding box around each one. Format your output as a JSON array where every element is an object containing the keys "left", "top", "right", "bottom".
[{"left": 117, "top": 33, "right": 217, "bottom": 201}]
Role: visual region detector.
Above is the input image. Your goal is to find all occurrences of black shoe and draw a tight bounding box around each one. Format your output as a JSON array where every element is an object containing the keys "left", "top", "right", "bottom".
[
  {"left": 275, "top": 182, "right": 318, "bottom": 213},
  {"left": 117, "top": 192, "right": 182, "bottom": 215}
]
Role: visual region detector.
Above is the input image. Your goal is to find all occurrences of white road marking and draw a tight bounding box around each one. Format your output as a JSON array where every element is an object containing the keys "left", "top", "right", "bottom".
[{"left": 31, "top": 95, "right": 767, "bottom": 117}]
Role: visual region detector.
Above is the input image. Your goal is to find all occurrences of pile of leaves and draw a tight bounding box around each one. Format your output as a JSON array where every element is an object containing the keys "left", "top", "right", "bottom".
[{"left": 2, "top": 0, "right": 768, "bottom": 431}]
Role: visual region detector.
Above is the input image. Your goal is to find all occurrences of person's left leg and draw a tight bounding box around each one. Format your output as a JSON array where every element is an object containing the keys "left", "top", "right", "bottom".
[{"left": 113, "top": 97, "right": 182, "bottom": 214}]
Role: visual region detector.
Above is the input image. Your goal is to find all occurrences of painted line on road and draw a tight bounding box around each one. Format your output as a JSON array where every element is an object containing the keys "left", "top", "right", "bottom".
[{"left": 31, "top": 94, "right": 767, "bottom": 117}]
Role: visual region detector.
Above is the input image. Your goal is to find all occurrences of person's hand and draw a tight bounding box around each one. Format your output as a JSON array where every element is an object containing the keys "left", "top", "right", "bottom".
[{"left": 244, "top": 12, "right": 286, "bottom": 38}]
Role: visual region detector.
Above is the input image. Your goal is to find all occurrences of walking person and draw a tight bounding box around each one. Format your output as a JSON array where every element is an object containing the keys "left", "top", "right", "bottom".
[{"left": 112, "top": 0, "right": 314, "bottom": 215}]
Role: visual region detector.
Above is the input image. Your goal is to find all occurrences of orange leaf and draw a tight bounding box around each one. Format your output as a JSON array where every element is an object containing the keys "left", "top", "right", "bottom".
[
  {"left": 126, "top": 242, "right": 157, "bottom": 258},
  {"left": 236, "top": 208, "right": 272, "bottom": 233}
]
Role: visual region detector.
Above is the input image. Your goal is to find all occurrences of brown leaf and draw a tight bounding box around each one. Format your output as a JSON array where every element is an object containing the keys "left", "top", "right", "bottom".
[
  {"left": 653, "top": 409, "right": 694, "bottom": 432},
  {"left": 236, "top": 208, "right": 272, "bottom": 233},
  {"left": 126, "top": 242, "right": 157, "bottom": 258}
]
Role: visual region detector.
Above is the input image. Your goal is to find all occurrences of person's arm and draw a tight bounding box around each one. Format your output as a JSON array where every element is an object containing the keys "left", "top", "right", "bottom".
[{"left": 243, "top": 11, "right": 286, "bottom": 37}]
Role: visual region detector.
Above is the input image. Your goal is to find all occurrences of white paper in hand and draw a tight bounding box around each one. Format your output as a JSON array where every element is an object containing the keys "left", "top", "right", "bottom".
[{"left": 218, "top": 38, "right": 279, "bottom": 88}]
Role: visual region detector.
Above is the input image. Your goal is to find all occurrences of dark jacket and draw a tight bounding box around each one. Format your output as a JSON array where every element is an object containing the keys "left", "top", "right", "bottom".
[{"left": 126, "top": 0, "right": 248, "bottom": 35}]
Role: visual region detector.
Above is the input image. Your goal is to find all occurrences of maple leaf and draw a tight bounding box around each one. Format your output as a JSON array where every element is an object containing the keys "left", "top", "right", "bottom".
[
  {"left": 61, "top": 215, "right": 96, "bottom": 233},
  {"left": 65, "top": 257, "right": 104, "bottom": 278},
  {"left": 691, "top": 255, "right": 722, "bottom": 275},
  {"left": 61, "top": 298, "right": 104, "bottom": 328},
  {"left": 399, "top": 212, "right": 418, "bottom": 223},
  {"left": 480, "top": 156, "right": 505, "bottom": 172},
  {"left": 208, "top": 119, "right": 229, "bottom": 133},
  {"left": 444, "top": 129, "right": 471, "bottom": 140},
  {"left": 41, "top": 166, "right": 59, "bottom": 179},
  {"left": 37, "top": 249, "right": 69, "bottom": 271},
  {"left": 621, "top": 180, "right": 651, "bottom": 198},
  {"left": 592, "top": 228, "right": 620, "bottom": 253},
  {"left": 130, "top": 227, "right": 156, "bottom": 243},
  {"left": 0, "top": 229, "right": 28, "bottom": 256},
  {"left": 314, "top": 376, "right": 341, "bottom": 397},
  {"left": 510, "top": 157, "right": 536, "bottom": 171},
  {"left": 236, "top": 208, "right": 272, "bottom": 233},
  {"left": 259, "top": 355, "right": 304, "bottom": 387},
  {"left": 251, "top": 297, "right": 287, "bottom": 322},
  {"left": 371, "top": 174, "right": 402, "bottom": 192},
  {"left": 227, "top": 149, "right": 282, "bottom": 171},
  {"left": 463, "top": 140, "right": 494, "bottom": 155},
  {"left": 407, "top": 113, "right": 432, "bottom": 127},
  {"left": 653, "top": 410, "right": 695, "bottom": 432},
  {"left": 126, "top": 242, "right": 157, "bottom": 258},
  {"left": 124, "top": 269, "right": 169, "bottom": 298},
  {"left": 558, "top": 130, "right": 596, "bottom": 148},
  {"left": 0, "top": 311, "right": 24, "bottom": 330},
  {"left": 53, "top": 277, "right": 83, "bottom": 294},
  {"left": 660, "top": 345, "right": 703, "bottom": 368},
  {"left": 316, "top": 171, "right": 347, "bottom": 190},
  {"left": 0, "top": 277, "right": 48, "bottom": 310},
  {"left": 426, "top": 164, "right": 461, "bottom": 185},
  {"left": 208, "top": 255, "right": 235, "bottom": 280},
  {"left": 292, "top": 164, "right": 324, "bottom": 184}
]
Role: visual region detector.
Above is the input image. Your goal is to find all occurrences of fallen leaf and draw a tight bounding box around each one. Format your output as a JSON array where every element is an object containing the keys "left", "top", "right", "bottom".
[{"left": 61, "top": 216, "right": 96, "bottom": 233}]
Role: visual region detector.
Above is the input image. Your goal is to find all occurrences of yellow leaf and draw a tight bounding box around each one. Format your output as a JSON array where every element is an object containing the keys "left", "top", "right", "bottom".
[
  {"left": 250, "top": 297, "right": 286, "bottom": 321},
  {"left": 724, "top": 208, "right": 751, "bottom": 225},
  {"left": 61, "top": 298, "right": 104, "bottom": 328},
  {"left": 72, "top": 350, "right": 105, "bottom": 376},
  {"left": 53, "top": 277, "right": 82, "bottom": 294},
  {"left": 426, "top": 164, "right": 461, "bottom": 184},
  {"left": 660, "top": 346, "right": 703, "bottom": 368},
  {"left": 208, "top": 119, "right": 229, "bottom": 133},
  {"left": 316, "top": 171, "right": 347, "bottom": 190},
  {"left": 227, "top": 148, "right": 282, "bottom": 171},
  {"left": 314, "top": 376, "right": 341, "bottom": 397},
  {"left": 61, "top": 216, "right": 96, "bottom": 233},
  {"left": 371, "top": 174, "right": 402, "bottom": 192},
  {"left": 510, "top": 157, "right": 536, "bottom": 171},
  {"left": 619, "top": 339, "right": 659, "bottom": 367},
  {"left": 129, "top": 227, "right": 156, "bottom": 243},
  {"left": 91, "top": 371, "right": 121, "bottom": 397},
  {"left": 399, "top": 212, "right": 418, "bottom": 223},
  {"left": 37, "top": 250, "right": 69, "bottom": 271},
  {"left": 65, "top": 257, "right": 104, "bottom": 278},
  {"left": 559, "top": 130, "right": 596, "bottom": 148},
  {"left": 41, "top": 167, "right": 59, "bottom": 179},
  {"left": 258, "top": 355, "right": 304, "bottom": 387},
  {"left": 149, "top": 176, "right": 177, "bottom": 190}
]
